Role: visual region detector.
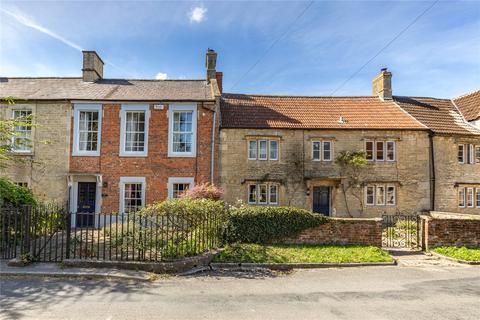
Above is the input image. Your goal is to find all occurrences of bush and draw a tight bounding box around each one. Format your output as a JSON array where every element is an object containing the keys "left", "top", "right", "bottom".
[
  {"left": 0, "top": 178, "right": 36, "bottom": 206},
  {"left": 226, "top": 206, "right": 328, "bottom": 244},
  {"left": 181, "top": 183, "right": 224, "bottom": 200}
]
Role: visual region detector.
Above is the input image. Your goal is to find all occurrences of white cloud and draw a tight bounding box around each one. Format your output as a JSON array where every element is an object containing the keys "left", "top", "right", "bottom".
[
  {"left": 1, "top": 7, "right": 83, "bottom": 51},
  {"left": 155, "top": 72, "right": 168, "bottom": 80},
  {"left": 189, "top": 6, "right": 207, "bottom": 23}
]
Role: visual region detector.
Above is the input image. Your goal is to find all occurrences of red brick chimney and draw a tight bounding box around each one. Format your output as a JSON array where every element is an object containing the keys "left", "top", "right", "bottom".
[{"left": 215, "top": 72, "right": 223, "bottom": 93}]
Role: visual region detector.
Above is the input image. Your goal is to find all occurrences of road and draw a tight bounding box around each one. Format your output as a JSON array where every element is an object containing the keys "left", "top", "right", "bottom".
[{"left": 1, "top": 263, "right": 479, "bottom": 320}]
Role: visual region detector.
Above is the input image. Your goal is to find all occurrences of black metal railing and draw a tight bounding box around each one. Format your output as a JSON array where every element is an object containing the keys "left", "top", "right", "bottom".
[
  {"left": 0, "top": 205, "right": 225, "bottom": 262},
  {"left": 382, "top": 214, "right": 420, "bottom": 248}
]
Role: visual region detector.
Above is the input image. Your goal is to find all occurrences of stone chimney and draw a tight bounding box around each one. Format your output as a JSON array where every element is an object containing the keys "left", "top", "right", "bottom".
[
  {"left": 82, "top": 51, "right": 104, "bottom": 82},
  {"left": 372, "top": 68, "right": 392, "bottom": 100},
  {"left": 205, "top": 49, "right": 217, "bottom": 83}
]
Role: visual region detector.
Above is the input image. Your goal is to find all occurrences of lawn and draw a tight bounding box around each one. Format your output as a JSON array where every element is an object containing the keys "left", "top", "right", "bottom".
[
  {"left": 213, "top": 243, "right": 393, "bottom": 264},
  {"left": 432, "top": 246, "right": 480, "bottom": 262}
]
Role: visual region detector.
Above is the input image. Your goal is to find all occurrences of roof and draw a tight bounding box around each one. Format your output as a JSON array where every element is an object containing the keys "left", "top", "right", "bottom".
[
  {"left": 0, "top": 77, "right": 214, "bottom": 101},
  {"left": 453, "top": 90, "right": 480, "bottom": 122},
  {"left": 220, "top": 93, "right": 427, "bottom": 130},
  {"left": 393, "top": 96, "right": 480, "bottom": 136}
]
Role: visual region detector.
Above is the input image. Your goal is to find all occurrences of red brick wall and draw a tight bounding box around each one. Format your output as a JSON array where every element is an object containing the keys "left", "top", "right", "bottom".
[
  {"left": 70, "top": 102, "right": 218, "bottom": 212},
  {"left": 283, "top": 218, "right": 383, "bottom": 247},
  {"left": 422, "top": 217, "right": 480, "bottom": 249}
]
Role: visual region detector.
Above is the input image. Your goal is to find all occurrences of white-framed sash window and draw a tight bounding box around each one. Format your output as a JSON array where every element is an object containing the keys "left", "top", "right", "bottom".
[
  {"left": 312, "top": 140, "right": 333, "bottom": 161},
  {"left": 167, "top": 177, "right": 194, "bottom": 199},
  {"left": 365, "top": 140, "right": 396, "bottom": 162},
  {"left": 247, "top": 139, "right": 279, "bottom": 161},
  {"left": 120, "top": 104, "right": 149, "bottom": 157},
  {"left": 248, "top": 183, "right": 279, "bottom": 205},
  {"left": 119, "top": 177, "right": 146, "bottom": 214},
  {"left": 12, "top": 109, "right": 33, "bottom": 153},
  {"left": 73, "top": 104, "right": 102, "bottom": 156},
  {"left": 168, "top": 104, "right": 197, "bottom": 157}
]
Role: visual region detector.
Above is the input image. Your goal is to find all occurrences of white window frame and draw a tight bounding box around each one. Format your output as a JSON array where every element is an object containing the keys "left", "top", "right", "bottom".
[
  {"left": 323, "top": 141, "right": 332, "bottom": 161},
  {"left": 269, "top": 140, "right": 279, "bottom": 161},
  {"left": 11, "top": 109, "right": 33, "bottom": 153},
  {"left": 268, "top": 184, "right": 278, "bottom": 205},
  {"left": 168, "top": 104, "right": 197, "bottom": 157},
  {"left": 73, "top": 104, "right": 102, "bottom": 156},
  {"left": 120, "top": 104, "right": 150, "bottom": 157},
  {"left": 467, "top": 187, "right": 474, "bottom": 208},
  {"left": 458, "top": 144, "right": 465, "bottom": 164},
  {"left": 312, "top": 141, "right": 321, "bottom": 161},
  {"left": 167, "top": 177, "right": 194, "bottom": 199},
  {"left": 365, "top": 186, "right": 375, "bottom": 206},
  {"left": 258, "top": 140, "right": 268, "bottom": 160},
  {"left": 119, "top": 176, "right": 146, "bottom": 214},
  {"left": 376, "top": 185, "right": 386, "bottom": 206},
  {"left": 365, "top": 140, "right": 374, "bottom": 161},
  {"left": 248, "top": 140, "right": 257, "bottom": 160},
  {"left": 376, "top": 141, "right": 385, "bottom": 162},
  {"left": 468, "top": 144, "right": 475, "bottom": 164},
  {"left": 386, "top": 185, "right": 396, "bottom": 206},
  {"left": 258, "top": 184, "right": 268, "bottom": 204},
  {"left": 248, "top": 184, "right": 257, "bottom": 204},
  {"left": 458, "top": 187, "right": 466, "bottom": 208},
  {"left": 476, "top": 188, "right": 480, "bottom": 208},
  {"left": 386, "top": 141, "right": 396, "bottom": 162},
  {"left": 475, "top": 146, "right": 480, "bottom": 164}
]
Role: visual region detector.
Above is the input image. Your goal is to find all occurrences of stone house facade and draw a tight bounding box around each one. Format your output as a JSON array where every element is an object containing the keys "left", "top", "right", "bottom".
[{"left": 1, "top": 49, "right": 222, "bottom": 226}]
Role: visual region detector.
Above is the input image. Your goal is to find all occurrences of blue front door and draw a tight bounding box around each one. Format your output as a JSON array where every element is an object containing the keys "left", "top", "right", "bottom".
[
  {"left": 76, "top": 182, "right": 96, "bottom": 227},
  {"left": 313, "top": 186, "right": 330, "bottom": 216}
]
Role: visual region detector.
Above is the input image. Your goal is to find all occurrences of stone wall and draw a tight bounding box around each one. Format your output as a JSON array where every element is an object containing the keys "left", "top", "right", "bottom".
[
  {"left": 433, "top": 135, "right": 480, "bottom": 214},
  {"left": 0, "top": 102, "right": 71, "bottom": 204},
  {"left": 422, "top": 213, "right": 480, "bottom": 249},
  {"left": 219, "top": 128, "right": 431, "bottom": 217},
  {"left": 283, "top": 218, "right": 383, "bottom": 247}
]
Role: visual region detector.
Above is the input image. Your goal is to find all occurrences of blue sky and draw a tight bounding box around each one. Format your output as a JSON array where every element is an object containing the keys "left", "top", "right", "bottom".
[{"left": 1, "top": 1, "right": 479, "bottom": 98}]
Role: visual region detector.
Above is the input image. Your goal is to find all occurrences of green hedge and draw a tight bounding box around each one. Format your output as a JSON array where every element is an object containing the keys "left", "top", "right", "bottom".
[
  {"left": 0, "top": 178, "right": 36, "bottom": 206},
  {"left": 226, "top": 206, "right": 328, "bottom": 244}
]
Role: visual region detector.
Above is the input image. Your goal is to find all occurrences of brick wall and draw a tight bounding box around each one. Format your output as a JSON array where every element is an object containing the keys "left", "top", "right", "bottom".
[
  {"left": 283, "top": 218, "right": 383, "bottom": 246},
  {"left": 422, "top": 214, "right": 480, "bottom": 249},
  {"left": 70, "top": 102, "right": 217, "bottom": 212}
]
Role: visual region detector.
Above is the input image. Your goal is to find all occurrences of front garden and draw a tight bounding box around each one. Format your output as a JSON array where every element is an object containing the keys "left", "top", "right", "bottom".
[{"left": 432, "top": 246, "right": 480, "bottom": 262}]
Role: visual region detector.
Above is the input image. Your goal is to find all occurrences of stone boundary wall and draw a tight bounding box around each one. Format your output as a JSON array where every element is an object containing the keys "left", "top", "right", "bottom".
[
  {"left": 283, "top": 218, "right": 383, "bottom": 247},
  {"left": 421, "top": 213, "right": 480, "bottom": 250}
]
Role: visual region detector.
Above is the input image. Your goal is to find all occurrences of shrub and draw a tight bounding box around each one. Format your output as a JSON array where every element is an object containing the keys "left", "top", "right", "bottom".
[
  {"left": 181, "top": 183, "right": 224, "bottom": 200},
  {"left": 226, "top": 206, "right": 328, "bottom": 244},
  {"left": 0, "top": 178, "right": 36, "bottom": 206}
]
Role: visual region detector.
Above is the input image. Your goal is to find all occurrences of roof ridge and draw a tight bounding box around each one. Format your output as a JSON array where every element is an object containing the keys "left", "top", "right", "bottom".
[
  {"left": 0, "top": 77, "right": 207, "bottom": 82},
  {"left": 223, "top": 93, "right": 376, "bottom": 99},
  {"left": 393, "top": 95, "right": 451, "bottom": 101}
]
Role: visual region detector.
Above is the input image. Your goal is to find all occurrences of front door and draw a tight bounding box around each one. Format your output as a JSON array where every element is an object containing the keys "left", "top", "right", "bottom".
[
  {"left": 313, "top": 186, "right": 330, "bottom": 215},
  {"left": 76, "top": 182, "right": 96, "bottom": 227}
]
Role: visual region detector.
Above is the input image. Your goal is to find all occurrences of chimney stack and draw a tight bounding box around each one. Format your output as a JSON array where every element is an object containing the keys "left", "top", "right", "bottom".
[
  {"left": 205, "top": 49, "right": 217, "bottom": 83},
  {"left": 215, "top": 72, "right": 223, "bottom": 93},
  {"left": 372, "top": 68, "right": 392, "bottom": 100},
  {"left": 82, "top": 51, "right": 104, "bottom": 82}
]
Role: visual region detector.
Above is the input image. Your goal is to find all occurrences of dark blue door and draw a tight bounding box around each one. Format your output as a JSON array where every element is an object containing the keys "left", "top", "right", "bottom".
[
  {"left": 76, "top": 182, "right": 96, "bottom": 227},
  {"left": 313, "top": 186, "right": 330, "bottom": 215}
]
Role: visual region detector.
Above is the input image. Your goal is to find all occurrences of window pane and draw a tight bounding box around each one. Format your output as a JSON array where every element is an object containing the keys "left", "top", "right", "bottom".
[
  {"left": 258, "top": 184, "right": 267, "bottom": 203},
  {"left": 172, "top": 111, "right": 193, "bottom": 153},
  {"left": 249, "top": 141, "right": 257, "bottom": 159},
  {"left": 476, "top": 189, "right": 480, "bottom": 207},
  {"left": 458, "top": 188, "right": 465, "bottom": 207},
  {"left": 125, "top": 111, "right": 145, "bottom": 152},
  {"left": 475, "top": 146, "right": 480, "bottom": 164},
  {"left": 366, "top": 141, "right": 374, "bottom": 161},
  {"left": 269, "top": 185, "right": 278, "bottom": 204},
  {"left": 173, "top": 183, "right": 190, "bottom": 198},
  {"left": 386, "top": 186, "right": 396, "bottom": 205},
  {"left": 468, "top": 144, "right": 474, "bottom": 164},
  {"left": 248, "top": 185, "right": 257, "bottom": 203},
  {"left": 467, "top": 188, "right": 474, "bottom": 207},
  {"left": 259, "top": 140, "right": 267, "bottom": 160},
  {"left": 458, "top": 145, "right": 464, "bottom": 163},
  {"left": 124, "top": 183, "right": 143, "bottom": 213},
  {"left": 312, "top": 142, "right": 321, "bottom": 160},
  {"left": 12, "top": 110, "right": 32, "bottom": 152},
  {"left": 366, "top": 186, "right": 374, "bottom": 205},
  {"left": 323, "top": 141, "right": 332, "bottom": 161},
  {"left": 386, "top": 141, "right": 395, "bottom": 161},
  {"left": 376, "top": 185, "right": 385, "bottom": 205},
  {"left": 376, "top": 141, "right": 384, "bottom": 161},
  {"left": 269, "top": 140, "right": 278, "bottom": 160},
  {"left": 78, "top": 110, "right": 99, "bottom": 152}
]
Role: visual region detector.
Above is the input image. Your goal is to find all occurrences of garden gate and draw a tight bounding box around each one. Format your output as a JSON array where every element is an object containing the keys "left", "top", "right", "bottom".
[{"left": 382, "top": 214, "right": 421, "bottom": 249}]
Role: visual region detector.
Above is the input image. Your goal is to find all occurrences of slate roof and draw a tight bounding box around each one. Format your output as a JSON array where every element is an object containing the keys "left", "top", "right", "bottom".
[
  {"left": 453, "top": 90, "right": 480, "bottom": 122},
  {"left": 220, "top": 93, "right": 426, "bottom": 130},
  {"left": 0, "top": 77, "right": 214, "bottom": 101},
  {"left": 393, "top": 96, "right": 480, "bottom": 136}
]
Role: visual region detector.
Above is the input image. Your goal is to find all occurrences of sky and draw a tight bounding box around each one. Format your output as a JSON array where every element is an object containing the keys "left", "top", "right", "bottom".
[{"left": 0, "top": 1, "right": 479, "bottom": 98}]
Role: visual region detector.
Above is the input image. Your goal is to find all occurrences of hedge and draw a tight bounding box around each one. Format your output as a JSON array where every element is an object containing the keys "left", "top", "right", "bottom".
[
  {"left": 226, "top": 206, "right": 328, "bottom": 244},
  {"left": 0, "top": 178, "right": 36, "bottom": 206}
]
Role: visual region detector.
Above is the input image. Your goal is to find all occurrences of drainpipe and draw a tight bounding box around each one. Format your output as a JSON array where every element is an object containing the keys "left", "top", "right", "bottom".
[
  {"left": 210, "top": 110, "right": 217, "bottom": 183},
  {"left": 428, "top": 132, "right": 436, "bottom": 211}
]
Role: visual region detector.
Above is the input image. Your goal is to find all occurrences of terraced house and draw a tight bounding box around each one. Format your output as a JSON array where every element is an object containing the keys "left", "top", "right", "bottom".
[
  {"left": 0, "top": 49, "right": 222, "bottom": 226},
  {"left": 219, "top": 69, "right": 480, "bottom": 216}
]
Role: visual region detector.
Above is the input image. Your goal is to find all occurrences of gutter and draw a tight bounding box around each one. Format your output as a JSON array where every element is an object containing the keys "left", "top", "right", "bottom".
[{"left": 428, "top": 131, "right": 436, "bottom": 211}]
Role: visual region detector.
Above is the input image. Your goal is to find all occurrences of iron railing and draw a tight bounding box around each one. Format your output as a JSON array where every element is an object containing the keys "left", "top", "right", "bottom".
[{"left": 382, "top": 214, "right": 420, "bottom": 248}]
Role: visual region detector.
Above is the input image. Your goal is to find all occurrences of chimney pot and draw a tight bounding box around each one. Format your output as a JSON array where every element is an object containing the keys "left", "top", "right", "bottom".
[
  {"left": 82, "top": 51, "right": 104, "bottom": 82},
  {"left": 372, "top": 68, "right": 392, "bottom": 100}
]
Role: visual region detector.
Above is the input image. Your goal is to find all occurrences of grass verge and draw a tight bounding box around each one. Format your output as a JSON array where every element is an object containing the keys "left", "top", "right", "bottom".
[
  {"left": 432, "top": 246, "right": 480, "bottom": 262},
  {"left": 213, "top": 243, "right": 393, "bottom": 264}
]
